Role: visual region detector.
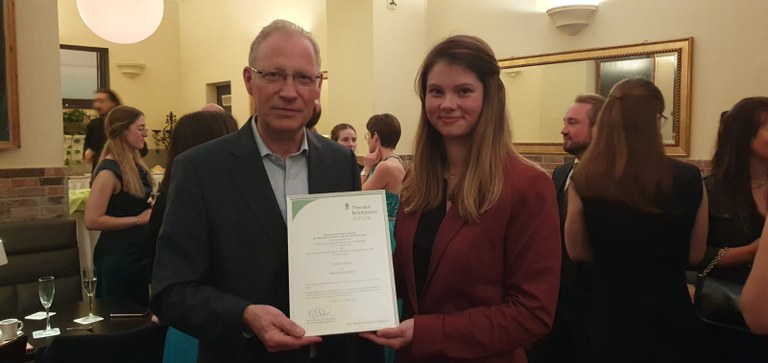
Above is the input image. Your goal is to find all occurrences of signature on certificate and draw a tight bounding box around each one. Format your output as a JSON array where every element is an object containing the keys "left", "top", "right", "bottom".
[{"left": 307, "top": 306, "right": 335, "bottom": 322}]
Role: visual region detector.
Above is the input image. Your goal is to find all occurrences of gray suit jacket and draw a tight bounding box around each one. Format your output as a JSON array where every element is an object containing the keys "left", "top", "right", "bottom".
[{"left": 151, "top": 123, "right": 372, "bottom": 362}]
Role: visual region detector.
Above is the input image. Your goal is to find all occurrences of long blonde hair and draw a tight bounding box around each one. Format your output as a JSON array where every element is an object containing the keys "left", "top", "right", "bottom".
[
  {"left": 402, "top": 35, "right": 517, "bottom": 222},
  {"left": 99, "top": 106, "right": 153, "bottom": 198}
]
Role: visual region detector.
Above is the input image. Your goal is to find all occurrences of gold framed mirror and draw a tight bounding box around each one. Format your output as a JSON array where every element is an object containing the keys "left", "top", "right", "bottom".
[{"left": 499, "top": 38, "right": 692, "bottom": 156}]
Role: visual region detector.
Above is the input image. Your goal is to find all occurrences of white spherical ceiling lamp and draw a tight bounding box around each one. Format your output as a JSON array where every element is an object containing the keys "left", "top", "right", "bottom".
[{"left": 76, "top": 0, "right": 164, "bottom": 44}]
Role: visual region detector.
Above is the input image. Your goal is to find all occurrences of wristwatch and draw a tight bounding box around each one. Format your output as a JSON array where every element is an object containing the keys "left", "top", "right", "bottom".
[{"left": 360, "top": 169, "right": 368, "bottom": 177}]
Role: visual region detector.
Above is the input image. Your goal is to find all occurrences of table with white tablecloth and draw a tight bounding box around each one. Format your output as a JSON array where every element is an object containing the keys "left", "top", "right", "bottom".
[{"left": 68, "top": 186, "right": 100, "bottom": 279}]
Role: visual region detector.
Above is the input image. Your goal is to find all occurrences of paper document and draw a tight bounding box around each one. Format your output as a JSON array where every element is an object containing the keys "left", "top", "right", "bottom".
[{"left": 287, "top": 190, "right": 399, "bottom": 336}]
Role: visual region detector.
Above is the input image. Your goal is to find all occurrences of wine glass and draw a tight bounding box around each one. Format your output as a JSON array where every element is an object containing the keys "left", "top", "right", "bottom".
[
  {"left": 38, "top": 276, "right": 55, "bottom": 332},
  {"left": 80, "top": 267, "right": 101, "bottom": 323}
]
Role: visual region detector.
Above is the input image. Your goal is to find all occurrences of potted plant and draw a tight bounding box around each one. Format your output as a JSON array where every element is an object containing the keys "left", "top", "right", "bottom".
[
  {"left": 63, "top": 109, "right": 90, "bottom": 169},
  {"left": 63, "top": 108, "right": 88, "bottom": 135}
]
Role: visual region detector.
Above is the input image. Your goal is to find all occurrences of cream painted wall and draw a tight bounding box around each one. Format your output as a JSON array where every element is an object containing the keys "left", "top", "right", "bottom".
[
  {"left": 177, "top": 0, "right": 327, "bottom": 127},
  {"left": 426, "top": 0, "right": 768, "bottom": 159},
  {"left": 371, "top": 0, "right": 428, "bottom": 155},
  {"left": 57, "top": 0, "right": 183, "bottom": 149},
  {"left": 505, "top": 61, "right": 592, "bottom": 143},
  {"left": 0, "top": 0, "right": 64, "bottom": 168},
  {"left": 506, "top": 67, "right": 543, "bottom": 141},
  {"left": 323, "top": 0, "right": 375, "bottom": 149}
]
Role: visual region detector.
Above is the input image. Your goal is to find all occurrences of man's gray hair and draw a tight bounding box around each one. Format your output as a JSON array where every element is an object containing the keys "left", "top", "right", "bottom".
[{"left": 248, "top": 19, "right": 321, "bottom": 69}]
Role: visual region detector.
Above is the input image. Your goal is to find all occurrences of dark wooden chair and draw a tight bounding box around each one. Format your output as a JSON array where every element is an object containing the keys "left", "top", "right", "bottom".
[{"left": 0, "top": 218, "right": 81, "bottom": 317}]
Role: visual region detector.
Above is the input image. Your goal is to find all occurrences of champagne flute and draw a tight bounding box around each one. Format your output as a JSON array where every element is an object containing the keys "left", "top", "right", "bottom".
[
  {"left": 81, "top": 267, "right": 101, "bottom": 322},
  {"left": 38, "top": 276, "right": 55, "bottom": 332}
]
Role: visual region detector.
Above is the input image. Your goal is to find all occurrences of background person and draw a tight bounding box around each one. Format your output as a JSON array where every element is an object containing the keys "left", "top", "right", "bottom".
[
  {"left": 84, "top": 105, "right": 154, "bottom": 307},
  {"left": 306, "top": 99, "right": 321, "bottom": 132},
  {"left": 565, "top": 78, "right": 708, "bottom": 362},
  {"left": 151, "top": 19, "right": 380, "bottom": 362},
  {"left": 529, "top": 93, "right": 604, "bottom": 363},
  {"left": 361, "top": 113, "right": 405, "bottom": 251},
  {"left": 146, "top": 110, "right": 238, "bottom": 363},
  {"left": 701, "top": 97, "right": 768, "bottom": 361},
  {"left": 84, "top": 89, "right": 121, "bottom": 168},
  {"left": 146, "top": 110, "right": 238, "bottom": 277},
  {"left": 84, "top": 89, "right": 148, "bottom": 177},
  {"left": 330, "top": 123, "right": 357, "bottom": 152},
  {"left": 741, "top": 218, "right": 768, "bottom": 334},
  {"left": 361, "top": 35, "right": 561, "bottom": 362},
  {"left": 201, "top": 103, "right": 226, "bottom": 112},
  {"left": 360, "top": 113, "right": 406, "bottom": 363}
]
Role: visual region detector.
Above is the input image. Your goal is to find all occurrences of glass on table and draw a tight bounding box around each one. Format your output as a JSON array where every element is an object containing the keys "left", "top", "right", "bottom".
[
  {"left": 76, "top": 267, "right": 103, "bottom": 324},
  {"left": 33, "top": 276, "right": 61, "bottom": 338}
]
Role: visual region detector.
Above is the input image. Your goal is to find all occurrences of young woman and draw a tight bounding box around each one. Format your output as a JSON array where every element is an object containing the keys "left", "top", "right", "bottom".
[
  {"left": 361, "top": 35, "right": 561, "bottom": 363},
  {"left": 146, "top": 110, "right": 238, "bottom": 363},
  {"left": 146, "top": 110, "right": 239, "bottom": 278},
  {"left": 84, "top": 105, "right": 154, "bottom": 307},
  {"left": 565, "top": 78, "right": 708, "bottom": 362},
  {"left": 702, "top": 97, "right": 768, "bottom": 360},
  {"left": 742, "top": 218, "right": 768, "bottom": 334},
  {"left": 330, "top": 123, "right": 358, "bottom": 152}
]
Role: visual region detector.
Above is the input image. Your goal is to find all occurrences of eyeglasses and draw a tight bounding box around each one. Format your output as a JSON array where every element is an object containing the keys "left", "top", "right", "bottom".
[
  {"left": 364, "top": 132, "right": 374, "bottom": 141},
  {"left": 247, "top": 66, "right": 321, "bottom": 88}
]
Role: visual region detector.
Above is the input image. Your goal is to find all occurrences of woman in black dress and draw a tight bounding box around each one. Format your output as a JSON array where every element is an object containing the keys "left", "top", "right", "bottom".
[
  {"left": 702, "top": 97, "right": 768, "bottom": 361},
  {"left": 565, "top": 78, "right": 708, "bottom": 362},
  {"left": 85, "top": 106, "right": 154, "bottom": 307},
  {"left": 146, "top": 110, "right": 238, "bottom": 277},
  {"left": 145, "top": 110, "right": 237, "bottom": 363}
]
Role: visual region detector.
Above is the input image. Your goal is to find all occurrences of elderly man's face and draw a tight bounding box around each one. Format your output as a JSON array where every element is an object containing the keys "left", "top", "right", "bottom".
[{"left": 244, "top": 31, "right": 321, "bottom": 138}]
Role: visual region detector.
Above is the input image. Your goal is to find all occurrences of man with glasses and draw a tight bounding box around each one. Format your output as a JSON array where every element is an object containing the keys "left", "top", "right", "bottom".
[
  {"left": 152, "top": 19, "right": 378, "bottom": 363},
  {"left": 528, "top": 93, "right": 604, "bottom": 363}
]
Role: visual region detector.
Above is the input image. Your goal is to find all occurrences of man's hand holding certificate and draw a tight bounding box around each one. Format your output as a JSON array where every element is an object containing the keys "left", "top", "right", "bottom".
[{"left": 287, "top": 190, "right": 399, "bottom": 336}]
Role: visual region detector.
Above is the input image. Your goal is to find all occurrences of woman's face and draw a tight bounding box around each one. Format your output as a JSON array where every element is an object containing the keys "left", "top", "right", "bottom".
[
  {"left": 336, "top": 128, "right": 357, "bottom": 152},
  {"left": 123, "top": 115, "right": 148, "bottom": 151},
  {"left": 365, "top": 130, "right": 380, "bottom": 153},
  {"left": 424, "top": 61, "right": 484, "bottom": 141},
  {"left": 751, "top": 115, "right": 768, "bottom": 162}
]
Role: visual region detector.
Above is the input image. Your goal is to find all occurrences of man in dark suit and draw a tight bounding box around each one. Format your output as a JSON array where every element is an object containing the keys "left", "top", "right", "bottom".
[
  {"left": 151, "top": 19, "right": 381, "bottom": 362},
  {"left": 84, "top": 89, "right": 120, "bottom": 169},
  {"left": 528, "top": 93, "right": 604, "bottom": 363}
]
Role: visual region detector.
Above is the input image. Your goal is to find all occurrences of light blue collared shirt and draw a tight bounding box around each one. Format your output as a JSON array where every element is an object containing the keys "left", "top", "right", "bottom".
[{"left": 250, "top": 117, "right": 309, "bottom": 222}]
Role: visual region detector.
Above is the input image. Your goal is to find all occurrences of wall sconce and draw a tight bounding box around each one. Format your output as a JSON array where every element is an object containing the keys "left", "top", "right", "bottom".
[
  {"left": 76, "top": 0, "right": 164, "bottom": 44},
  {"left": 151, "top": 111, "right": 177, "bottom": 151},
  {"left": 546, "top": 4, "right": 598, "bottom": 35},
  {"left": 116, "top": 62, "right": 146, "bottom": 78}
]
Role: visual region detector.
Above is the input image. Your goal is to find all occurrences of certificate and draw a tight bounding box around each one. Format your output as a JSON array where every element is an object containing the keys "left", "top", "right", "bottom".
[{"left": 287, "top": 190, "right": 399, "bottom": 336}]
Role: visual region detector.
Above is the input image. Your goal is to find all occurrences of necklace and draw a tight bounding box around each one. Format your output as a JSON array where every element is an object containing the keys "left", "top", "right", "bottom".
[{"left": 752, "top": 177, "right": 768, "bottom": 189}]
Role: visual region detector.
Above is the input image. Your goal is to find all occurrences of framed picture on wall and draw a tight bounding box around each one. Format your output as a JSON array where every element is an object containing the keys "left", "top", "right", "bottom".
[
  {"left": 596, "top": 55, "right": 654, "bottom": 98},
  {"left": 0, "top": 0, "right": 19, "bottom": 149}
]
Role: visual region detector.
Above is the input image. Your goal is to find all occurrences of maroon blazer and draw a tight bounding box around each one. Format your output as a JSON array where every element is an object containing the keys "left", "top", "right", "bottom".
[{"left": 393, "top": 157, "right": 561, "bottom": 363}]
